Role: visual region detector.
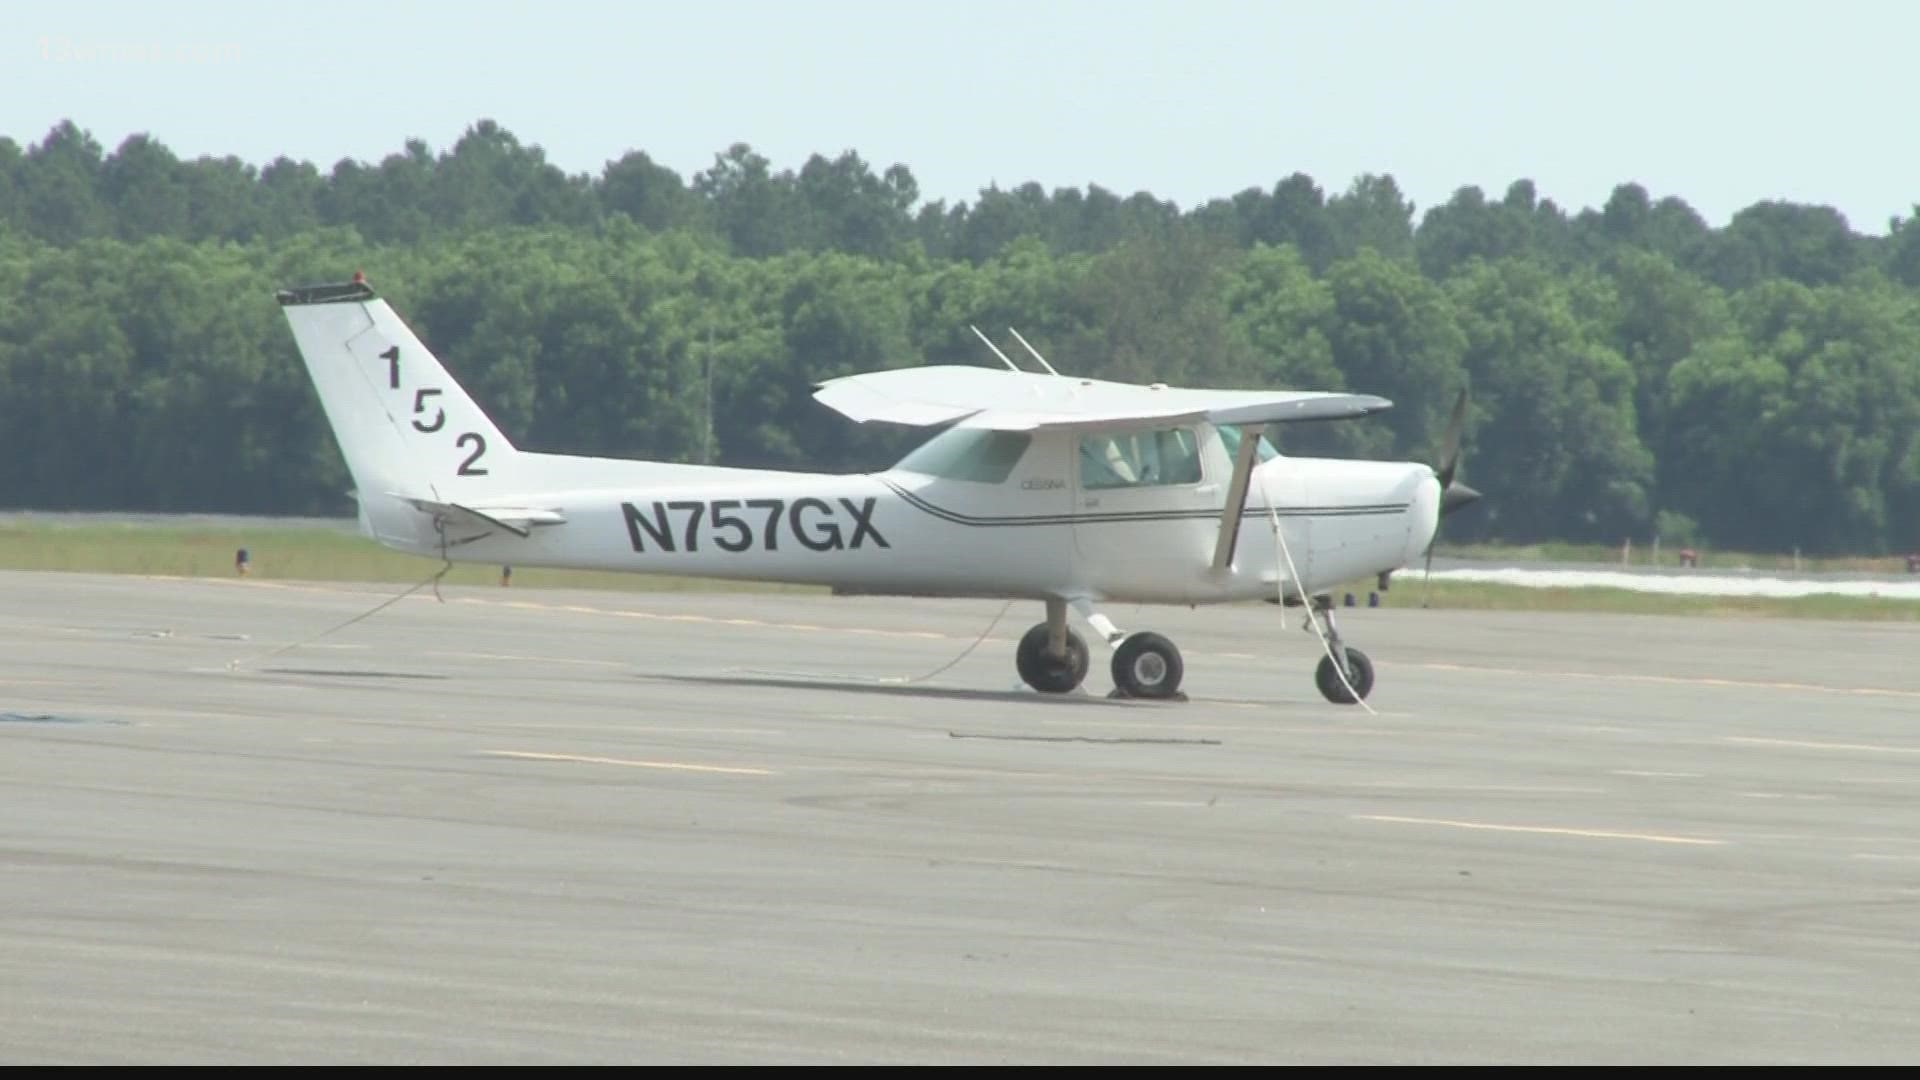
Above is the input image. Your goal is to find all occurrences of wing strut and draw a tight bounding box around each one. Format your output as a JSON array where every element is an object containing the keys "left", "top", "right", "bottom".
[{"left": 1210, "top": 423, "right": 1267, "bottom": 573}]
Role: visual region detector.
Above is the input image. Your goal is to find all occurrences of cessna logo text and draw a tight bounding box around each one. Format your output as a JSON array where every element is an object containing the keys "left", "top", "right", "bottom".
[{"left": 622, "top": 497, "right": 889, "bottom": 553}]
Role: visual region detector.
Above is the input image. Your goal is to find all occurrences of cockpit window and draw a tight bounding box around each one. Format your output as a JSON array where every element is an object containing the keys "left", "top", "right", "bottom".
[
  {"left": 1216, "top": 424, "right": 1280, "bottom": 465},
  {"left": 895, "top": 427, "right": 1032, "bottom": 483},
  {"left": 1078, "top": 427, "right": 1204, "bottom": 489}
]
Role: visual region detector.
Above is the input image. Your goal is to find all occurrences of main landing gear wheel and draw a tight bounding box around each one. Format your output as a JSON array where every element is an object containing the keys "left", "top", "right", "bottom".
[
  {"left": 1016, "top": 622, "right": 1089, "bottom": 693},
  {"left": 1315, "top": 647, "right": 1375, "bottom": 705},
  {"left": 1110, "top": 632, "right": 1185, "bottom": 700}
]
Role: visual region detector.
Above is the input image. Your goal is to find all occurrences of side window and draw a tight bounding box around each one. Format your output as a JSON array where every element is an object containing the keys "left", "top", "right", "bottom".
[
  {"left": 1078, "top": 428, "right": 1204, "bottom": 490},
  {"left": 1217, "top": 424, "right": 1280, "bottom": 464}
]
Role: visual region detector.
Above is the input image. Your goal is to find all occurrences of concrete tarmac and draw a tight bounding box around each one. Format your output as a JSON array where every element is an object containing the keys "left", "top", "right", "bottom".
[{"left": 4, "top": 570, "right": 1920, "bottom": 1064}]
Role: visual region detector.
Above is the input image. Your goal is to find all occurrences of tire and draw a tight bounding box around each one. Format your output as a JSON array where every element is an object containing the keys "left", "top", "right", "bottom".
[
  {"left": 1016, "top": 622, "right": 1089, "bottom": 693},
  {"left": 1315, "top": 647, "right": 1375, "bottom": 705},
  {"left": 1111, "top": 632, "right": 1184, "bottom": 699}
]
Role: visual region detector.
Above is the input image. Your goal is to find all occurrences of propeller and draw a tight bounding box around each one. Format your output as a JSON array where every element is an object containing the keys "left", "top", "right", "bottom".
[{"left": 1422, "top": 386, "right": 1481, "bottom": 606}]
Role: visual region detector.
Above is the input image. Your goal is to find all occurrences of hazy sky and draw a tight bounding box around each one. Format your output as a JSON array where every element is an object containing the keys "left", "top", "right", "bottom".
[{"left": 6, "top": 1, "right": 1914, "bottom": 232}]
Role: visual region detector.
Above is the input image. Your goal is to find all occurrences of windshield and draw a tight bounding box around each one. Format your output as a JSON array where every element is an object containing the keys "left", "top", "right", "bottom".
[{"left": 895, "top": 426, "right": 1032, "bottom": 483}]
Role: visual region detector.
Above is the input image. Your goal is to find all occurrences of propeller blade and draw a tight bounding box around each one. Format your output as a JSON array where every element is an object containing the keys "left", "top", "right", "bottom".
[
  {"left": 1421, "top": 537, "right": 1437, "bottom": 608},
  {"left": 1425, "top": 385, "right": 1475, "bottom": 610},
  {"left": 1435, "top": 386, "right": 1468, "bottom": 491}
]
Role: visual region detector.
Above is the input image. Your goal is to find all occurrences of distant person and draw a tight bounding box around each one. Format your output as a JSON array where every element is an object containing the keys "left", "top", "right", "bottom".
[
  {"left": 235, "top": 547, "right": 250, "bottom": 577},
  {"left": 501, "top": 565, "right": 512, "bottom": 587}
]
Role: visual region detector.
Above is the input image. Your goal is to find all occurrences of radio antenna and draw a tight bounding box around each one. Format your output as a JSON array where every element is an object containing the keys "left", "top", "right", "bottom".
[
  {"left": 969, "top": 325, "right": 1022, "bottom": 372},
  {"left": 1007, "top": 327, "right": 1060, "bottom": 376}
]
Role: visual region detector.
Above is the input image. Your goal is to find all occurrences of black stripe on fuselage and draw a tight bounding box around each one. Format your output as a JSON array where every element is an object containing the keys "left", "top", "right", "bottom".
[{"left": 882, "top": 480, "right": 1408, "bottom": 528}]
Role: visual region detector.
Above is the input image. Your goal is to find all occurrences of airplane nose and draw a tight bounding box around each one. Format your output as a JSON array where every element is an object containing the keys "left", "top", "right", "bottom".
[
  {"left": 1402, "top": 469, "right": 1441, "bottom": 567},
  {"left": 1440, "top": 482, "right": 1481, "bottom": 517}
]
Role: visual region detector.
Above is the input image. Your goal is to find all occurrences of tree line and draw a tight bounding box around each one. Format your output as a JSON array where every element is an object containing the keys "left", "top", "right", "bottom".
[{"left": 2, "top": 119, "right": 1918, "bottom": 554}]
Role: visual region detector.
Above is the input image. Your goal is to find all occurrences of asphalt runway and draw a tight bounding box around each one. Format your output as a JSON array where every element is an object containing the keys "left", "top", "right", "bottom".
[{"left": 5, "top": 570, "right": 1920, "bottom": 1064}]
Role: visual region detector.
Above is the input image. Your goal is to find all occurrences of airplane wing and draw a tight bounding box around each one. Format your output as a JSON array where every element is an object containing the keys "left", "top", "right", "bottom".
[
  {"left": 807, "top": 367, "right": 989, "bottom": 426},
  {"left": 815, "top": 366, "right": 1391, "bottom": 578},
  {"left": 813, "top": 365, "right": 1390, "bottom": 432}
]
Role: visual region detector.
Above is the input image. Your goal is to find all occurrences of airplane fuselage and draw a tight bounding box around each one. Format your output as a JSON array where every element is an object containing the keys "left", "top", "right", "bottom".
[{"left": 368, "top": 431, "right": 1440, "bottom": 605}]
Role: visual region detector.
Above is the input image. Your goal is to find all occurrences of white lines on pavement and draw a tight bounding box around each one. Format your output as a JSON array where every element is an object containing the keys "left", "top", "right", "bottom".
[
  {"left": 1355, "top": 813, "right": 1725, "bottom": 846},
  {"left": 1725, "top": 736, "right": 1920, "bottom": 755},
  {"left": 482, "top": 749, "right": 774, "bottom": 776}
]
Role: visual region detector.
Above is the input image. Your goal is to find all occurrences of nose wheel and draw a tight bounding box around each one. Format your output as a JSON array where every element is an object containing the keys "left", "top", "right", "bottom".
[
  {"left": 1315, "top": 647, "right": 1374, "bottom": 703},
  {"left": 1308, "top": 594, "right": 1375, "bottom": 705}
]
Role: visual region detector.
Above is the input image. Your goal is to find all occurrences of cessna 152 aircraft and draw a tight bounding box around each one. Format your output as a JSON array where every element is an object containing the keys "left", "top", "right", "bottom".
[{"left": 278, "top": 275, "right": 1478, "bottom": 704}]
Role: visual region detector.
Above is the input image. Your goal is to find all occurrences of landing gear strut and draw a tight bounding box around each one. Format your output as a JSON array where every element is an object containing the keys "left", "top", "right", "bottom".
[
  {"left": 1014, "top": 599, "right": 1187, "bottom": 700},
  {"left": 1076, "top": 598, "right": 1187, "bottom": 700},
  {"left": 1308, "top": 594, "right": 1374, "bottom": 705},
  {"left": 1014, "top": 592, "right": 1373, "bottom": 704}
]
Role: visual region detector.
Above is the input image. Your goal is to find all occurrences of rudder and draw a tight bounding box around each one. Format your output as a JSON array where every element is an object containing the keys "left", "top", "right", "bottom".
[{"left": 278, "top": 277, "right": 523, "bottom": 546}]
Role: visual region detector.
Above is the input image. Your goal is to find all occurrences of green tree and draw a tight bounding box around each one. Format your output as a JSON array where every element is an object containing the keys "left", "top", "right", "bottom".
[
  {"left": 911, "top": 237, "right": 1090, "bottom": 370},
  {"left": 1705, "top": 201, "right": 1863, "bottom": 289},
  {"left": 1665, "top": 280, "right": 1920, "bottom": 552},
  {"left": 0, "top": 241, "right": 137, "bottom": 505},
  {"left": 1592, "top": 250, "right": 1731, "bottom": 504},
  {"left": 1221, "top": 243, "right": 1373, "bottom": 458},
  {"left": 752, "top": 252, "right": 920, "bottom": 470},
  {"left": 1326, "top": 174, "right": 1415, "bottom": 262},
  {"left": 0, "top": 137, "right": 20, "bottom": 225},
  {"left": 950, "top": 182, "right": 1051, "bottom": 263},
  {"left": 599, "top": 149, "right": 703, "bottom": 233},
  {"left": 1446, "top": 259, "right": 1652, "bottom": 542},
  {"left": 1060, "top": 230, "right": 1250, "bottom": 393},
  {"left": 695, "top": 142, "right": 798, "bottom": 257},
  {"left": 100, "top": 134, "right": 189, "bottom": 239},
  {"left": 1195, "top": 173, "right": 1337, "bottom": 269},
  {"left": 254, "top": 156, "right": 324, "bottom": 237},
  {"left": 1047, "top": 184, "right": 1132, "bottom": 254},
  {"left": 1573, "top": 184, "right": 1709, "bottom": 266},
  {"left": 433, "top": 120, "right": 596, "bottom": 232},
  {"left": 180, "top": 155, "right": 263, "bottom": 241},
  {"left": 1319, "top": 249, "right": 1466, "bottom": 458},
  {"left": 1414, "top": 181, "right": 1560, "bottom": 277},
  {"left": 18, "top": 121, "right": 110, "bottom": 244},
  {"left": 792, "top": 151, "right": 917, "bottom": 257},
  {"left": 1887, "top": 208, "right": 1920, "bottom": 287}
]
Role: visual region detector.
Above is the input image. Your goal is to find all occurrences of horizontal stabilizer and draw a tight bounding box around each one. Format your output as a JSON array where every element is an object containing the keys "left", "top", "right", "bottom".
[{"left": 397, "top": 495, "right": 566, "bottom": 539}]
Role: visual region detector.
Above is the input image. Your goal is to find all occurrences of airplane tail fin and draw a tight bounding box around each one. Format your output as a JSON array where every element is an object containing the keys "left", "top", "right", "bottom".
[{"left": 278, "top": 277, "right": 524, "bottom": 547}]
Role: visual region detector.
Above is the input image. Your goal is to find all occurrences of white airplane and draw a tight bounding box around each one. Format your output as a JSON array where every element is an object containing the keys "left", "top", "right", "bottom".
[{"left": 278, "top": 275, "right": 1479, "bottom": 704}]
